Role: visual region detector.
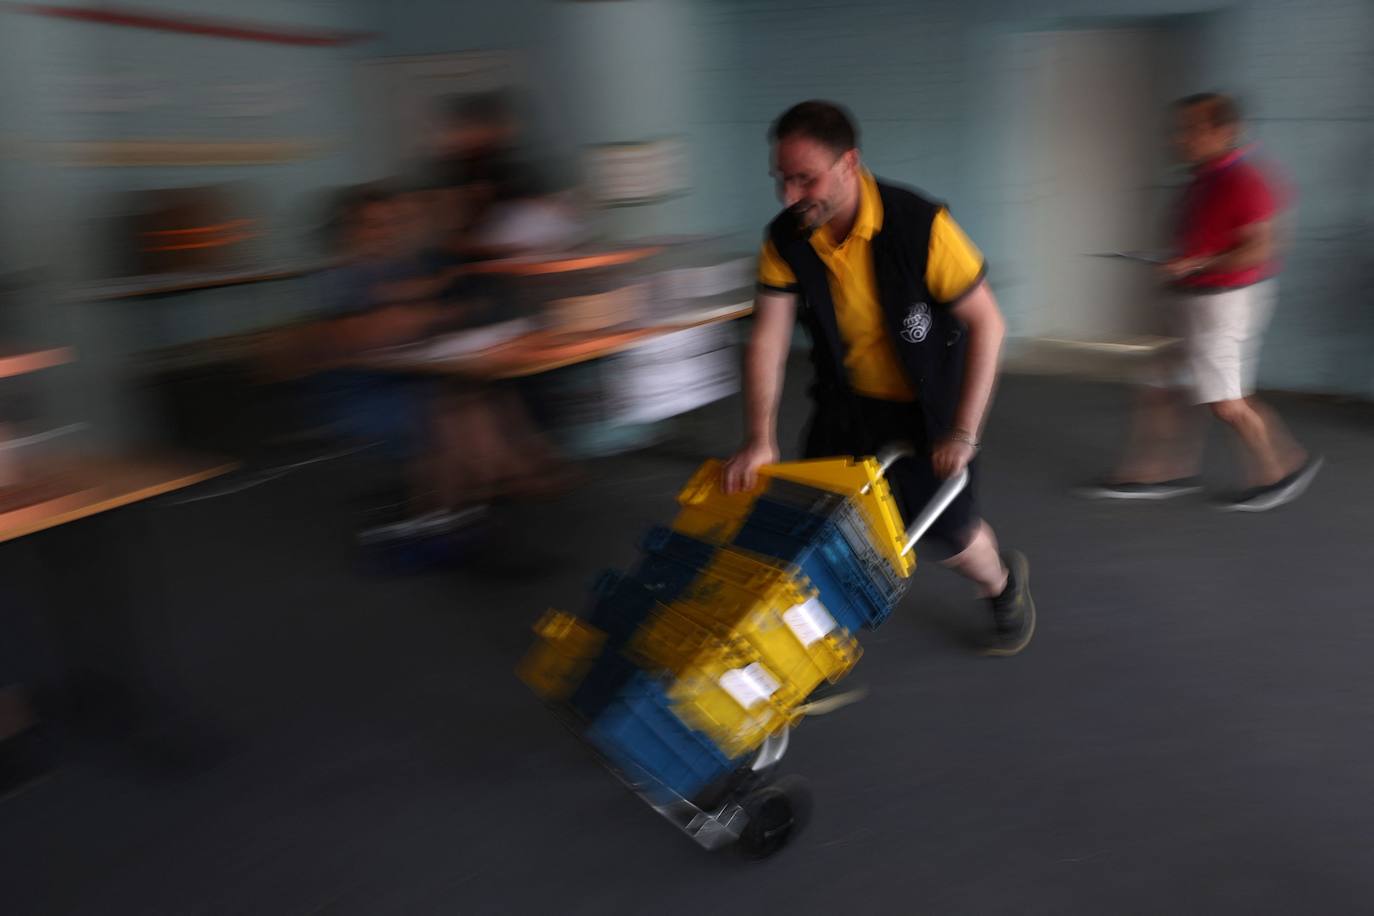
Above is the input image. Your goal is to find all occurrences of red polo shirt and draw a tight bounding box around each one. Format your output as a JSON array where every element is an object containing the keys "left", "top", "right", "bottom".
[{"left": 1174, "top": 147, "right": 1285, "bottom": 289}]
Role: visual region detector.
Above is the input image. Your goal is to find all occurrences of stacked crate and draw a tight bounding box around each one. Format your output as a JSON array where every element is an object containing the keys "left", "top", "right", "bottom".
[{"left": 518, "top": 456, "right": 913, "bottom": 802}]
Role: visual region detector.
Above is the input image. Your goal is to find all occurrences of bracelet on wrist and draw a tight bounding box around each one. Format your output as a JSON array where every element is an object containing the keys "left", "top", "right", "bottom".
[{"left": 947, "top": 428, "right": 980, "bottom": 449}]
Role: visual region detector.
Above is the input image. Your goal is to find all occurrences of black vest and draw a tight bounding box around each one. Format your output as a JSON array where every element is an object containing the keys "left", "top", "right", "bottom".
[{"left": 766, "top": 179, "right": 971, "bottom": 440}]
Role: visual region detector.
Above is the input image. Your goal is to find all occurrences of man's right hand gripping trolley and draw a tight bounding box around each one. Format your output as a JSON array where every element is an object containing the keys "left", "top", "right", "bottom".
[{"left": 518, "top": 446, "right": 966, "bottom": 859}]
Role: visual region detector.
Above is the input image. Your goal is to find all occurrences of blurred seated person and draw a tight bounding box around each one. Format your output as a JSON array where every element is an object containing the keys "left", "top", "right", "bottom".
[
  {"left": 430, "top": 90, "right": 592, "bottom": 265},
  {"left": 313, "top": 185, "right": 568, "bottom": 530},
  {"left": 467, "top": 168, "right": 588, "bottom": 261},
  {"left": 357, "top": 180, "right": 472, "bottom": 310}
]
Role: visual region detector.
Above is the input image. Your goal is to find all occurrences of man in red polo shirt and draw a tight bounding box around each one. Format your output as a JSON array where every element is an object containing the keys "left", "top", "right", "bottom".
[{"left": 1091, "top": 93, "right": 1320, "bottom": 511}]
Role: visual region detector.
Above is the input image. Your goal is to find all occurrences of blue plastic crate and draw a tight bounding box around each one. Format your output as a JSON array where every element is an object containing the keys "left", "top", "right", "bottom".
[
  {"left": 587, "top": 530, "right": 716, "bottom": 642},
  {"left": 573, "top": 537, "right": 720, "bottom": 718},
  {"left": 585, "top": 570, "right": 661, "bottom": 643},
  {"left": 574, "top": 572, "right": 660, "bottom": 719},
  {"left": 568, "top": 645, "right": 638, "bottom": 719},
  {"left": 761, "top": 478, "right": 849, "bottom": 517},
  {"left": 828, "top": 503, "right": 908, "bottom": 599},
  {"left": 733, "top": 498, "right": 900, "bottom": 631},
  {"left": 747, "top": 497, "right": 903, "bottom": 607},
  {"left": 635, "top": 527, "right": 717, "bottom": 599},
  {"left": 760, "top": 480, "right": 907, "bottom": 596},
  {"left": 585, "top": 672, "right": 736, "bottom": 802}
]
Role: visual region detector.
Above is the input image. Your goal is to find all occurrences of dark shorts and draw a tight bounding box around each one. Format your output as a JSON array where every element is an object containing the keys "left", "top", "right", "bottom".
[{"left": 802, "top": 396, "right": 980, "bottom": 558}]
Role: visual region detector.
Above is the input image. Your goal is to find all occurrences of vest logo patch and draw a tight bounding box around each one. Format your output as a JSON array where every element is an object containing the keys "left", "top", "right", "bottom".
[{"left": 901, "top": 302, "right": 932, "bottom": 344}]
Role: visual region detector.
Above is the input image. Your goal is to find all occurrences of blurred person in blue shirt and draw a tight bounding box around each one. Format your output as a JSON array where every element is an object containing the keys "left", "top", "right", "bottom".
[{"left": 313, "top": 185, "right": 569, "bottom": 540}]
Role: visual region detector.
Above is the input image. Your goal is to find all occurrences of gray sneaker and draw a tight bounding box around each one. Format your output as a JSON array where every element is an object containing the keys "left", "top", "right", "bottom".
[
  {"left": 1079, "top": 477, "right": 1202, "bottom": 501},
  {"left": 1222, "top": 457, "right": 1324, "bottom": 513}
]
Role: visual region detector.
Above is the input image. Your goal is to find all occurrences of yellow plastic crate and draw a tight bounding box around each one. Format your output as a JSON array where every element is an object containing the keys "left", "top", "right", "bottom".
[
  {"left": 736, "top": 593, "right": 861, "bottom": 691},
  {"left": 672, "top": 457, "right": 914, "bottom": 578},
  {"left": 683, "top": 549, "right": 861, "bottom": 689},
  {"left": 631, "top": 548, "right": 861, "bottom": 705},
  {"left": 671, "top": 459, "right": 756, "bottom": 544},
  {"left": 667, "top": 649, "right": 796, "bottom": 759},
  {"left": 516, "top": 609, "right": 606, "bottom": 702},
  {"left": 629, "top": 602, "right": 731, "bottom": 674}
]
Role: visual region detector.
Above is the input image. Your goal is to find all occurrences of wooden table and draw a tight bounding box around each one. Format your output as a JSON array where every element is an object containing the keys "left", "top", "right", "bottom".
[
  {"left": 61, "top": 244, "right": 662, "bottom": 304},
  {"left": 0, "top": 452, "right": 237, "bottom": 776},
  {"left": 0, "top": 347, "right": 73, "bottom": 380},
  {"left": 0, "top": 454, "right": 237, "bottom": 544},
  {"left": 360, "top": 301, "right": 753, "bottom": 380},
  {"left": 461, "top": 245, "right": 665, "bottom": 278},
  {"left": 1, "top": 340, "right": 232, "bottom": 541},
  {"left": 61, "top": 260, "right": 334, "bottom": 303}
]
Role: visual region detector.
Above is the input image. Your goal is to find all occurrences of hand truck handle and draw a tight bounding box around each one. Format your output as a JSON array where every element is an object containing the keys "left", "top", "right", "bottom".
[{"left": 862, "top": 441, "right": 970, "bottom": 557}]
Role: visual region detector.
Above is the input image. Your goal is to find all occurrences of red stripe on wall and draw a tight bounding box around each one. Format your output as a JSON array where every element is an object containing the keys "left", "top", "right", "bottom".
[{"left": 8, "top": 3, "right": 376, "bottom": 47}]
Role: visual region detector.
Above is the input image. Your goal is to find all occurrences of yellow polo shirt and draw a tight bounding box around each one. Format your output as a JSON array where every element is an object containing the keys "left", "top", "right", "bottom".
[{"left": 757, "top": 170, "right": 985, "bottom": 402}]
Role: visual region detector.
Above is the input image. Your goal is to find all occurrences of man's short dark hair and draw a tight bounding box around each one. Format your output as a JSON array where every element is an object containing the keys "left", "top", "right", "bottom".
[
  {"left": 1176, "top": 92, "right": 1241, "bottom": 129},
  {"left": 770, "top": 100, "right": 859, "bottom": 154}
]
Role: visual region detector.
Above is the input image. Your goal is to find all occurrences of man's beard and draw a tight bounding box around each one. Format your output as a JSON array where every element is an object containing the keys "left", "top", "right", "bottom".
[{"left": 786, "top": 201, "right": 823, "bottom": 239}]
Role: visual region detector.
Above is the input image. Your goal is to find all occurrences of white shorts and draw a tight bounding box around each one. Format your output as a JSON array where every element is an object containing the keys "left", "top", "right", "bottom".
[{"left": 1150, "top": 281, "right": 1277, "bottom": 405}]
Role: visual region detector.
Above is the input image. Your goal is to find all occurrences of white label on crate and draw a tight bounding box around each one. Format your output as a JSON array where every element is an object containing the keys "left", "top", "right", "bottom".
[
  {"left": 783, "top": 597, "right": 838, "bottom": 647},
  {"left": 719, "top": 663, "right": 781, "bottom": 709}
]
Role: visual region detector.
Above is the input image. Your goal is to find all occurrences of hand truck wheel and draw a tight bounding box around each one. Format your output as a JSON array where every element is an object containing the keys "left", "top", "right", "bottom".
[{"left": 735, "top": 774, "right": 812, "bottom": 860}]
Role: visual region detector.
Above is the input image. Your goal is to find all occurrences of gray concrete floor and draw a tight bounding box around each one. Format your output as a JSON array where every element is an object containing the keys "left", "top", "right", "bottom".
[{"left": 3, "top": 366, "right": 1372, "bottom": 915}]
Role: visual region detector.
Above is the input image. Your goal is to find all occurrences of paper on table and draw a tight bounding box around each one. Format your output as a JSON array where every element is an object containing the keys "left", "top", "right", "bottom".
[
  {"left": 615, "top": 324, "right": 738, "bottom": 424},
  {"left": 652, "top": 258, "right": 755, "bottom": 302},
  {"left": 662, "top": 300, "right": 752, "bottom": 326},
  {"left": 404, "top": 319, "right": 533, "bottom": 361}
]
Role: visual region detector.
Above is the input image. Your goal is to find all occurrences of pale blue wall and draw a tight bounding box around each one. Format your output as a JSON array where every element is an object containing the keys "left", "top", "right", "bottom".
[
  {"left": 0, "top": 1, "right": 378, "bottom": 444},
  {"left": 6, "top": 0, "right": 1368, "bottom": 446}
]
